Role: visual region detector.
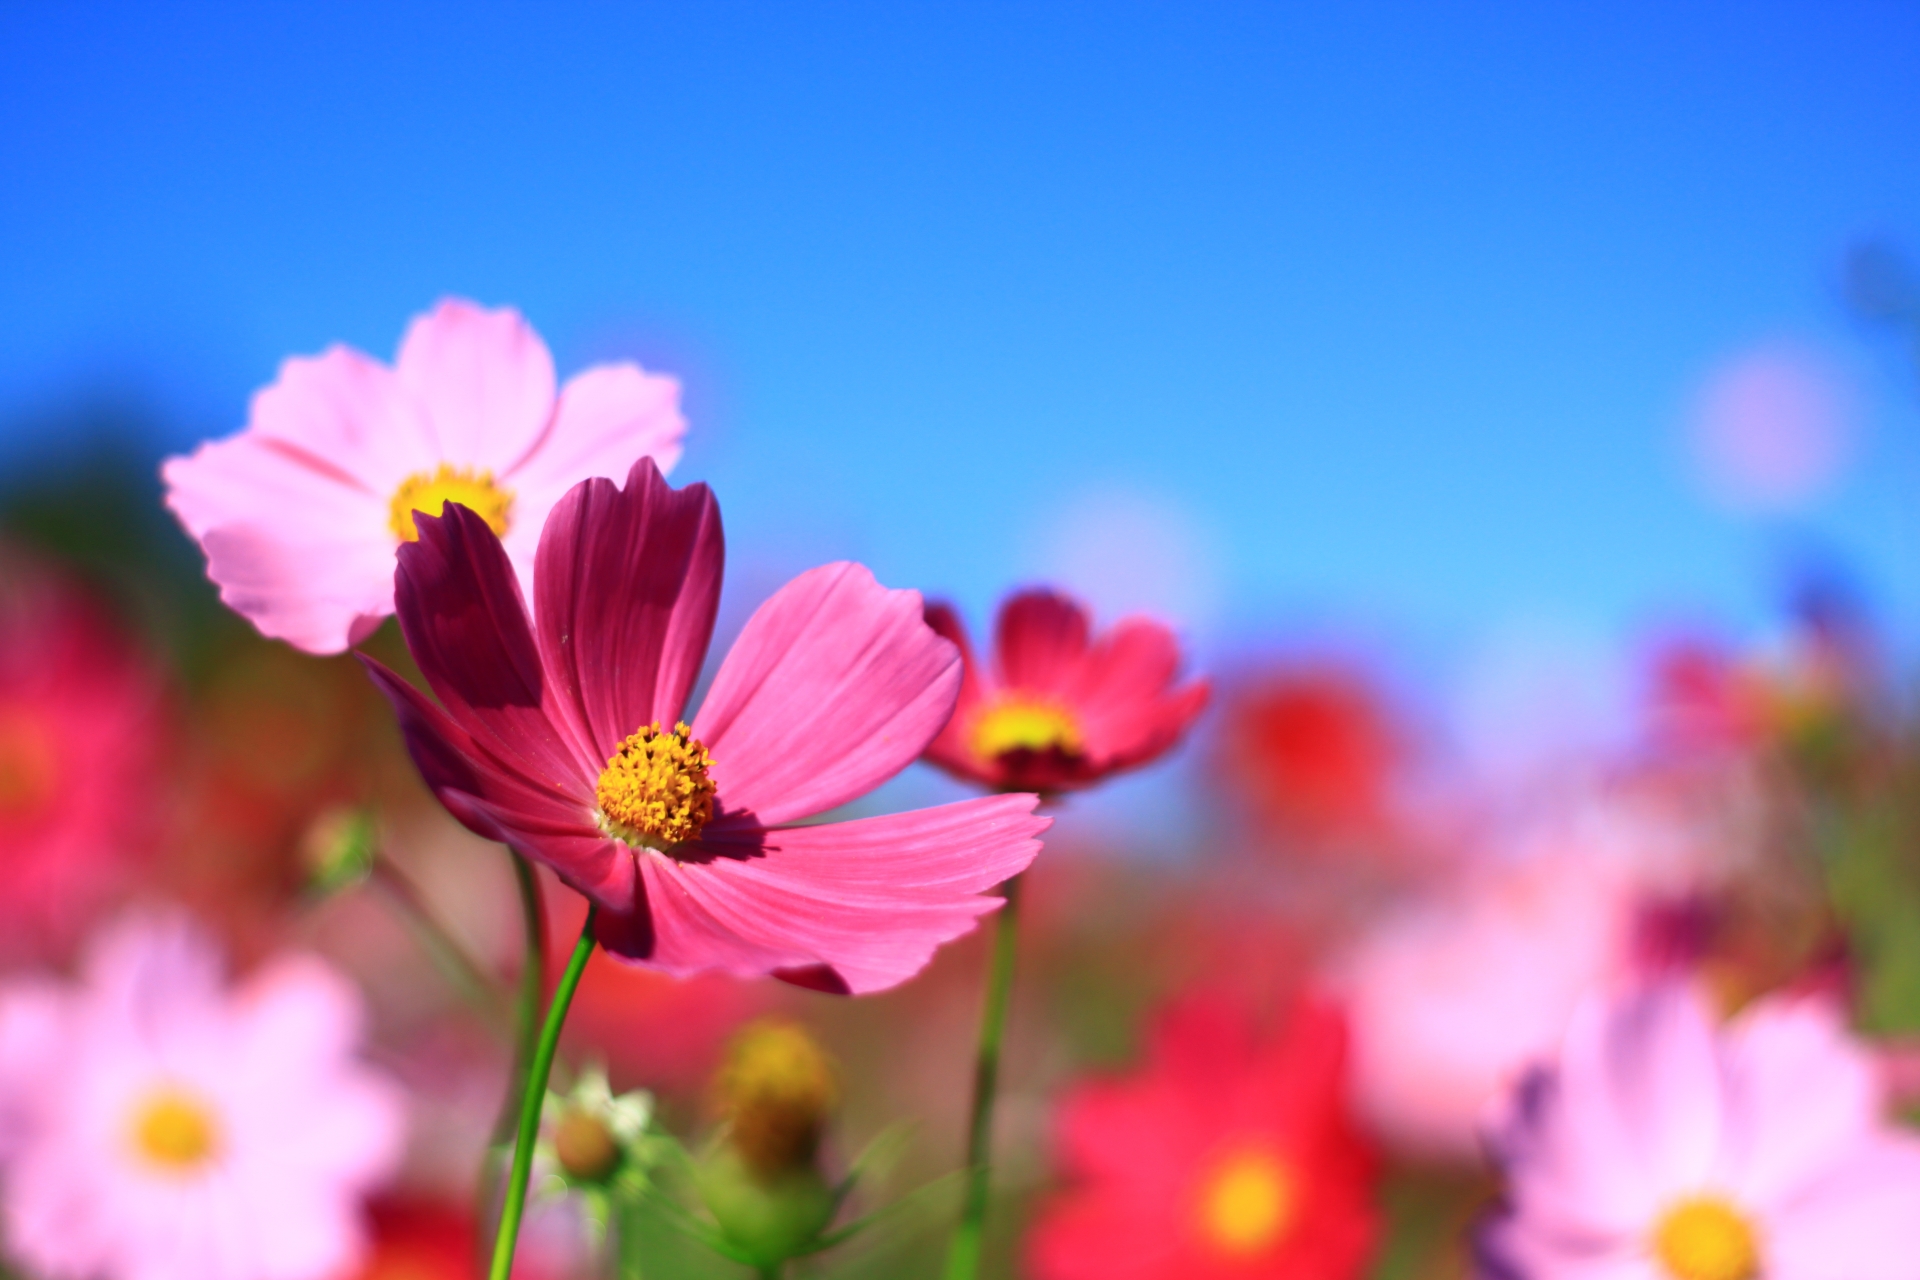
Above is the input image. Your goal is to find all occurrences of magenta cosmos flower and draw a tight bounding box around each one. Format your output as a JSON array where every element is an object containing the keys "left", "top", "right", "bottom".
[
  {"left": 1480, "top": 980, "right": 1920, "bottom": 1280},
  {"left": 0, "top": 550, "right": 166, "bottom": 960},
  {"left": 360, "top": 459, "right": 1048, "bottom": 995},
  {"left": 163, "top": 299, "right": 686, "bottom": 653},
  {"left": 921, "top": 589, "right": 1209, "bottom": 793},
  {"left": 0, "top": 911, "right": 404, "bottom": 1280}
]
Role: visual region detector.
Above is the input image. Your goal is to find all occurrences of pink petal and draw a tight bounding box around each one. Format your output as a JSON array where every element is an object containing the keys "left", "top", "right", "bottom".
[
  {"left": 392, "top": 504, "right": 598, "bottom": 785},
  {"left": 197, "top": 521, "right": 399, "bottom": 654},
  {"left": 1067, "top": 619, "right": 1210, "bottom": 770},
  {"left": 360, "top": 657, "right": 636, "bottom": 911},
  {"left": 920, "top": 601, "right": 997, "bottom": 785},
  {"left": 1766, "top": 1137, "right": 1920, "bottom": 1280},
  {"left": 599, "top": 794, "right": 1046, "bottom": 994},
  {"left": 533, "top": 459, "right": 723, "bottom": 762},
  {"left": 1597, "top": 983, "right": 1725, "bottom": 1189},
  {"left": 1719, "top": 991, "right": 1882, "bottom": 1209},
  {"left": 692, "top": 563, "right": 961, "bottom": 827},
  {"left": 393, "top": 299, "right": 556, "bottom": 470},
  {"left": 993, "top": 589, "right": 1092, "bottom": 692},
  {"left": 498, "top": 363, "right": 687, "bottom": 585}
]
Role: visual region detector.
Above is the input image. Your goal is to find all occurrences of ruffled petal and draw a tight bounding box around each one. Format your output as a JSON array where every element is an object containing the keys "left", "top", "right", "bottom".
[
  {"left": 599, "top": 794, "right": 1046, "bottom": 994},
  {"left": 533, "top": 459, "right": 722, "bottom": 762},
  {"left": 392, "top": 504, "right": 598, "bottom": 785},
  {"left": 693, "top": 563, "right": 961, "bottom": 826},
  {"left": 197, "top": 521, "right": 399, "bottom": 654},
  {"left": 920, "top": 601, "right": 997, "bottom": 785},
  {"left": 992, "top": 589, "right": 1091, "bottom": 693},
  {"left": 498, "top": 363, "right": 687, "bottom": 587},
  {"left": 360, "top": 657, "right": 635, "bottom": 909},
  {"left": 394, "top": 299, "right": 556, "bottom": 470}
]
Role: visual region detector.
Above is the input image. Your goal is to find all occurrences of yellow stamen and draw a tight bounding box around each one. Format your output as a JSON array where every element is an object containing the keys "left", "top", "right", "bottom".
[
  {"left": 970, "top": 698, "right": 1084, "bottom": 761},
  {"left": 388, "top": 464, "right": 513, "bottom": 542},
  {"left": 1196, "top": 1149, "right": 1296, "bottom": 1257},
  {"left": 1652, "top": 1196, "right": 1761, "bottom": 1280},
  {"left": 0, "top": 712, "right": 55, "bottom": 819},
  {"left": 129, "top": 1087, "right": 220, "bottom": 1171},
  {"left": 596, "top": 721, "right": 717, "bottom": 850}
]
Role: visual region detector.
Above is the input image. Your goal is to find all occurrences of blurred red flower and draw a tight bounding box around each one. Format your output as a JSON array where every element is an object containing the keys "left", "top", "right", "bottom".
[
  {"left": 922, "top": 589, "right": 1208, "bottom": 794},
  {"left": 1027, "top": 996, "right": 1378, "bottom": 1280},
  {"left": 1216, "top": 665, "right": 1397, "bottom": 843},
  {"left": 0, "top": 551, "right": 165, "bottom": 958}
]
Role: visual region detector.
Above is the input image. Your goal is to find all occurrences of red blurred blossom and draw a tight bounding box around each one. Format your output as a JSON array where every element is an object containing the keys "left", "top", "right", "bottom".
[
  {"left": 362, "top": 459, "right": 1047, "bottom": 995},
  {"left": 344, "top": 1199, "right": 565, "bottom": 1280},
  {"left": 921, "top": 589, "right": 1208, "bottom": 794},
  {"left": 1216, "top": 665, "right": 1398, "bottom": 842},
  {"left": 1027, "top": 996, "right": 1378, "bottom": 1280},
  {"left": 0, "top": 551, "right": 166, "bottom": 959}
]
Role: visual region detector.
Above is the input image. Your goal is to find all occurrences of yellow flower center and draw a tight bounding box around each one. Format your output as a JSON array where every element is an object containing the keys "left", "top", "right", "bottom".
[
  {"left": 596, "top": 721, "right": 717, "bottom": 850},
  {"left": 388, "top": 464, "right": 514, "bottom": 542},
  {"left": 1652, "top": 1196, "right": 1761, "bottom": 1280},
  {"left": 0, "top": 712, "right": 56, "bottom": 820},
  {"left": 129, "top": 1087, "right": 220, "bottom": 1172},
  {"left": 1196, "top": 1149, "right": 1296, "bottom": 1258},
  {"left": 969, "top": 698, "right": 1084, "bottom": 761}
]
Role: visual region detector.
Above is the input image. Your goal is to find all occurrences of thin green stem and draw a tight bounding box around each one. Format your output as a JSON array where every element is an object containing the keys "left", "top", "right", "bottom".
[
  {"left": 368, "top": 855, "right": 508, "bottom": 1033},
  {"left": 495, "top": 853, "right": 549, "bottom": 1143},
  {"left": 490, "top": 905, "right": 597, "bottom": 1280},
  {"left": 942, "top": 873, "right": 1023, "bottom": 1280}
]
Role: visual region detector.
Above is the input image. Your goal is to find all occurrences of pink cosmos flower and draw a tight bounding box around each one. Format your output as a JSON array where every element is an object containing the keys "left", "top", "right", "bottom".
[
  {"left": 360, "top": 459, "right": 1049, "bottom": 995},
  {"left": 1336, "top": 855, "right": 1642, "bottom": 1160},
  {"left": 0, "top": 911, "right": 405, "bottom": 1280},
  {"left": 1480, "top": 981, "right": 1920, "bottom": 1280},
  {"left": 162, "top": 299, "right": 686, "bottom": 653},
  {"left": 921, "top": 589, "right": 1209, "bottom": 793},
  {"left": 0, "top": 550, "right": 166, "bottom": 959}
]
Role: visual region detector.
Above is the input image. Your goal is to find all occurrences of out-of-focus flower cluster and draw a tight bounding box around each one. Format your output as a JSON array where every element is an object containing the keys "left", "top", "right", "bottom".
[{"left": 2, "top": 295, "right": 1919, "bottom": 1280}]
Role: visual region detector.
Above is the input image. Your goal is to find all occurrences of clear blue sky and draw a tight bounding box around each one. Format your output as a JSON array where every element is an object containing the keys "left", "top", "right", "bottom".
[{"left": 5, "top": 1, "right": 1920, "bottom": 682}]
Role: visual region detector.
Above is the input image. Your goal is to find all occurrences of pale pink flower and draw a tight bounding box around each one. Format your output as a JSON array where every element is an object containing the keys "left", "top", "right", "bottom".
[
  {"left": 163, "top": 299, "right": 686, "bottom": 653},
  {"left": 1335, "top": 856, "right": 1641, "bottom": 1160},
  {"left": 0, "top": 912, "right": 405, "bottom": 1280},
  {"left": 1480, "top": 981, "right": 1920, "bottom": 1280}
]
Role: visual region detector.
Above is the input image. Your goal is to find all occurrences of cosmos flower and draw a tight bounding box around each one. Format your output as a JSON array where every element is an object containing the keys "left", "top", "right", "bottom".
[
  {"left": 1216, "top": 662, "right": 1400, "bottom": 845},
  {"left": 163, "top": 298, "right": 686, "bottom": 653},
  {"left": 361, "top": 458, "right": 1048, "bottom": 995},
  {"left": 1480, "top": 981, "right": 1920, "bottom": 1280},
  {"left": 1027, "top": 996, "right": 1378, "bottom": 1280},
  {"left": 921, "top": 588, "right": 1208, "bottom": 793},
  {"left": 0, "top": 550, "right": 165, "bottom": 960},
  {"left": 0, "top": 911, "right": 405, "bottom": 1280},
  {"left": 1336, "top": 855, "right": 1642, "bottom": 1160}
]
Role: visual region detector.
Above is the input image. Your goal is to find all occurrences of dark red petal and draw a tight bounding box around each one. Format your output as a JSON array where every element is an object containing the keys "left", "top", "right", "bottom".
[
  {"left": 992, "top": 588, "right": 1091, "bottom": 693},
  {"left": 534, "top": 457, "right": 723, "bottom": 763},
  {"left": 393, "top": 504, "right": 596, "bottom": 789}
]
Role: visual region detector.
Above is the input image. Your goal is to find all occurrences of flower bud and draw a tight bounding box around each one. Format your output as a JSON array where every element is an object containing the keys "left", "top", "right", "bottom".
[
  {"left": 713, "top": 1019, "right": 838, "bottom": 1181},
  {"left": 553, "top": 1107, "right": 621, "bottom": 1183}
]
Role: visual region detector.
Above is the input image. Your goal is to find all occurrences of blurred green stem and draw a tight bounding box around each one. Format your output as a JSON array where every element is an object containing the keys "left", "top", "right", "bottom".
[
  {"left": 490, "top": 905, "right": 597, "bottom": 1280},
  {"left": 943, "top": 873, "right": 1023, "bottom": 1280},
  {"left": 497, "top": 853, "right": 549, "bottom": 1141},
  {"left": 368, "top": 854, "right": 508, "bottom": 1033}
]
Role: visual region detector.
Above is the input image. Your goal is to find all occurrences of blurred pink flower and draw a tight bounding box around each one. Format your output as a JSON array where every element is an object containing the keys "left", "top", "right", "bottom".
[
  {"left": 0, "top": 553, "right": 166, "bottom": 959},
  {"left": 1335, "top": 856, "right": 1640, "bottom": 1160},
  {"left": 1480, "top": 982, "right": 1920, "bottom": 1280},
  {"left": 163, "top": 298, "right": 686, "bottom": 653},
  {"left": 361, "top": 459, "right": 1048, "bottom": 994},
  {"left": 922, "top": 588, "right": 1208, "bottom": 793},
  {"left": 0, "top": 911, "right": 404, "bottom": 1280}
]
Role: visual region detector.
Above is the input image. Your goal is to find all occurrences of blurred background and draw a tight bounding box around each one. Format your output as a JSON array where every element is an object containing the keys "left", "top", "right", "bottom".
[{"left": 6, "top": 4, "right": 1920, "bottom": 1277}]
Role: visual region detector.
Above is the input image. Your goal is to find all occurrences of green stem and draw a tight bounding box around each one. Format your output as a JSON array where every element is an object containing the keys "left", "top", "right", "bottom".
[
  {"left": 368, "top": 855, "right": 508, "bottom": 1033},
  {"left": 490, "top": 905, "right": 597, "bottom": 1280},
  {"left": 942, "top": 873, "right": 1023, "bottom": 1280},
  {"left": 495, "top": 853, "right": 549, "bottom": 1144}
]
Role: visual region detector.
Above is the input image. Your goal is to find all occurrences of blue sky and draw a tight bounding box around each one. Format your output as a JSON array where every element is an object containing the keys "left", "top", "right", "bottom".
[{"left": 5, "top": 0, "right": 1920, "bottom": 697}]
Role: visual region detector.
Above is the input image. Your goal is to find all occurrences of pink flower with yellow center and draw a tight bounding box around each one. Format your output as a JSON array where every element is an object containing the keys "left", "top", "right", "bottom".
[
  {"left": 1027, "top": 997, "right": 1378, "bottom": 1280},
  {"left": 921, "top": 589, "right": 1209, "bottom": 794},
  {"left": 0, "top": 912, "right": 404, "bottom": 1280},
  {"left": 0, "top": 551, "right": 166, "bottom": 960},
  {"left": 360, "top": 459, "right": 1049, "bottom": 995},
  {"left": 1480, "top": 981, "right": 1920, "bottom": 1280},
  {"left": 162, "top": 298, "right": 686, "bottom": 654}
]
